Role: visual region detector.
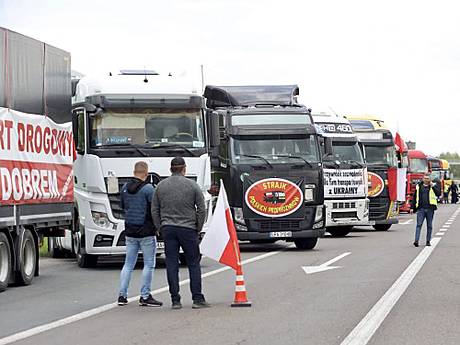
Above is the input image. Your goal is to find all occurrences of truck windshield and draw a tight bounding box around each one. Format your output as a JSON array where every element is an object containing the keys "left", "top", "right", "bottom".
[
  {"left": 409, "top": 158, "right": 428, "bottom": 173},
  {"left": 364, "top": 145, "right": 398, "bottom": 167},
  {"left": 326, "top": 141, "right": 364, "bottom": 163},
  {"left": 231, "top": 135, "right": 320, "bottom": 164},
  {"left": 89, "top": 108, "right": 205, "bottom": 148}
]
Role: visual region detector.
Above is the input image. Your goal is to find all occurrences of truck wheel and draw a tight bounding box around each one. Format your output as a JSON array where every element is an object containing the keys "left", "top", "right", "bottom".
[
  {"left": 74, "top": 233, "right": 98, "bottom": 268},
  {"left": 373, "top": 224, "right": 392, "bottom": 231},
  {"left": 328, "top": 226, "right": 353, "bottom": 237},
  {"left": 49, "top": 237, "right": 66, "bottom": 258},
  {"left": 0, "top": 232, "right": 12, "bottom": 292},
  {"left": 15, "top": 229, "right": 36, "bottom": 286},
  {"left": 294, "top": 238, "right": 318, "bottom": 250}
]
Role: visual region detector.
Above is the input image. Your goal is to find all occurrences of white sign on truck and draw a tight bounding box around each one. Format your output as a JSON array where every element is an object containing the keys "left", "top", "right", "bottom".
[{"left": 323, "top": 168, "right": 366, "bottom": 198}]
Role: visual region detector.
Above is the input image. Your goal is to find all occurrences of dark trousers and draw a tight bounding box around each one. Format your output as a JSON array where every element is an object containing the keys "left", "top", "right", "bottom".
[
  {"left": 162, "top": 225, "right": 204, "bottom": 302},
  {"left": 415, "top": 208, "right": 434, "bottom": 243}
]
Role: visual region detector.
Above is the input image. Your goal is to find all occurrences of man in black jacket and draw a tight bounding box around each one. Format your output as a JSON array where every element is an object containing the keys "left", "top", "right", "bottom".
[
  {"left": 117, "top": 161, "right": 162, "bottom": 307},
  {"left": 410, "top": 174, "right": 441, "bottom": 247}
]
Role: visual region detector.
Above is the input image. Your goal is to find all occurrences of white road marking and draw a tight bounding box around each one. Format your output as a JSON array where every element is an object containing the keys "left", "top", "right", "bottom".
[
  {"left": 442, "top": 225, "right": 450, "bottom": 228},
  {"left": 399, "top": 219, "right": 413, "bottom": 225},
  {"left": 435, "top": 232, "right": 445, "bottom": 236},
  {"left": 340, "top": 237, "right": 442, "bottom": 345},
  {"left": 340, "top": 207, "right": 460, "bottom": 345},
  {"left": 439, "top": 228, "right": 448, "bottom": 232},
  {"left": 0, "top": 249, "right": 284, "bottom": 345},
  {"left": 302, "top": 252, "right": 351, "bottom": 275}
]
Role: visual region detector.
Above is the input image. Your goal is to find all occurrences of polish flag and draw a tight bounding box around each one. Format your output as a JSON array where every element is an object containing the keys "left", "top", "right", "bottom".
[
  {"left": 200, "top": 183, "right": 241, "bottom": 270},
  {"left": 394, "top": 132, "right": 406, "bottom": 154}
]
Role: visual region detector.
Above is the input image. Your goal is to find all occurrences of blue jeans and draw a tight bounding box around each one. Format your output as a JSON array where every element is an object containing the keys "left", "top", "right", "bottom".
[
  {"left": 119, "top": 236, "right": 156, "bottom": 299},
  {"left": 162, "top": 225, "right": 204, "bottom": 303},
  {"left": 415, "top": 208, "right": 434, "bottom": 243}
]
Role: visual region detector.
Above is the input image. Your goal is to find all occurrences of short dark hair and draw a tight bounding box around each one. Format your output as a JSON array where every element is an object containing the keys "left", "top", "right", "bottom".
[{"left": 170, "top": 157, "right": 186, "bottom": 174}]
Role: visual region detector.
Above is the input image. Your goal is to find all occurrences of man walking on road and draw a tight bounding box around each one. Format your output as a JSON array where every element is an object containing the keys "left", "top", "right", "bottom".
[
  {"left": 410, "top": 173, "right": 441, "bottom": 247},
  {"left": 118, "top": 161, "right": 163, "bottom": 307},
  {"left": 152, "top": 157, "right": 210, "bottom": 310}
]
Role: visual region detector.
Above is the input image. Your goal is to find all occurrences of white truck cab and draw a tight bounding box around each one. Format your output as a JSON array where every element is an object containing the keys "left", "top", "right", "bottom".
[
  {"left": 313, "top": 112, "right": 369, "bottom": 237},
  {"left": 61, "top": 70, "right": 212, "bottom": 267}
]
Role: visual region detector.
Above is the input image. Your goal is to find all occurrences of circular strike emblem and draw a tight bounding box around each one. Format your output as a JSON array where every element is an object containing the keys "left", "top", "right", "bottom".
[
  {"left": 245, "top": 178, "right": 304, "bottom": 217},
  {"left": 367, "top": 172, "right": 385, "bottom": 197}
]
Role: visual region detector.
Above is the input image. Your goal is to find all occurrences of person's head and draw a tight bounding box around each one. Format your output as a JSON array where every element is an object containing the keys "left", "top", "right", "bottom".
[
  {"left": 422, "top": 173, "right": 431, "bottom": 186},
  {"left": 170, "top": 156, "right": 186, "bottom": 176},
  {"left": 133, "top": 161, "right": 149, "bottom": 181}
]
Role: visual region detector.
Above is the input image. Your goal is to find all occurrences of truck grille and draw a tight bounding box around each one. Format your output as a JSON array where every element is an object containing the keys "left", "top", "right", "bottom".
[
  {"left": 332, "top": 211, "right": 358, "bottom": 219},
  {"left": 332, "top": 202, "right": 356, "bottom": 209},
  {"left": 369, "top": 198, "right": 389, "bottom": 221},
  {"left": 105, "top": 175, "right": 197, "bottom": 220},
  {"left": 255, "top": 220, "right": 301, "bottom": 231}
]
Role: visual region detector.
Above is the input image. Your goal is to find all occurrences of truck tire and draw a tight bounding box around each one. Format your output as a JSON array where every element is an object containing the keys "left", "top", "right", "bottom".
[
  {"left": 0, "top": 232, "right": 12, "bottom": 292},
  {"left": 15, "top": 229, "right": 36, "bottom": 286},
  {"left": 73, "top": 233, "right": 98, "bottom": 268},
  {"left": 328, "top": 226, "right": 353, "bottom": 237},
  {"left": 373, "top": 224, "right": 392, "bottom": 231},
  {"left": 49, "top": 237, "right": 66, "bottom": 258},
  {"left": 294, "top": 238, "right": 318, "bottom": 250}
]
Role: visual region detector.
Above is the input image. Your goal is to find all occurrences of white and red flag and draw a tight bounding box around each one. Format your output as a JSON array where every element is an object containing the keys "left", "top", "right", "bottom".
[{"left": 200, "top": 183, "right": 241, "bottom": 270}]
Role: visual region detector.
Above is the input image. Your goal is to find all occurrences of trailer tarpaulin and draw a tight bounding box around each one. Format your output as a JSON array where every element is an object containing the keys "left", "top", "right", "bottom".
[{"left": 0, "top": 107, "right": 74, "bottom": 205}]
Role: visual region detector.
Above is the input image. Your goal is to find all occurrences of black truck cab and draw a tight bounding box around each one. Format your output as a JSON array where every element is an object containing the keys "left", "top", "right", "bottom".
[{"left": 204, "top": 85, "right": 326, "bottom": 250}]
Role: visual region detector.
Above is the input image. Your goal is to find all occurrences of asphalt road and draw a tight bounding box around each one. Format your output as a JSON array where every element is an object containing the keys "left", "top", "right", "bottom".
[{"left": 0, "top": 204, "right": 459, "bottom": 345}]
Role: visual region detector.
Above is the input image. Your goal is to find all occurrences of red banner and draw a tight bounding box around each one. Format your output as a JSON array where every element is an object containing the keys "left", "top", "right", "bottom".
[{"left": 0, "top": 107, "right": 74, "bottom": 205}]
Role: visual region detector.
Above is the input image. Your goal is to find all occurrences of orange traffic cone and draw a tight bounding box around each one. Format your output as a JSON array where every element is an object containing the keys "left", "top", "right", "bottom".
[{"left": 231, "top": 265, "right": 252, "bottom": 307}]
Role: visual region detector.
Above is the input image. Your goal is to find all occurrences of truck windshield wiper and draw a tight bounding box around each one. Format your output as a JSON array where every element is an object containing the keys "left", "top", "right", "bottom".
[
  {"left": 347, "top": 160, "right": 365, "bottom": 168},
  {"left": 240, "top": 154, "right": 274, "bottom": 169},
  {"left": 96, "top": 143, "right": 149, "bottom": 157},
  {"left": 146, "top": 143, "right": 195, "bottom": 156},
  {"left": 323, "top": 159, "right": 340, "bottom": 168},
  {"left": 273, "top": 154, "right": 313, "bottom": 168}
]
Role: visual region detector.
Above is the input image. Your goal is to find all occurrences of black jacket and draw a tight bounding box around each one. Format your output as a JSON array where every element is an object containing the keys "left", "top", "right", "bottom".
[{"left": 410, "top": 181, "right": 441, "bottom": 211}]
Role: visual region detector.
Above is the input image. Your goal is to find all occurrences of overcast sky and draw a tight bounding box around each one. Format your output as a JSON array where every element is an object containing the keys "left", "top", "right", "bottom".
[{"left": 1, "top": 0, "right": 459, "bottom": 155}]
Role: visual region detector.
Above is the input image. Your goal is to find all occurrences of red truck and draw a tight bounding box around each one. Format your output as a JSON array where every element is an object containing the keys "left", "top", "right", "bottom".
[{"left": 400, "top": 150, "right": 428, "bottom": 212}]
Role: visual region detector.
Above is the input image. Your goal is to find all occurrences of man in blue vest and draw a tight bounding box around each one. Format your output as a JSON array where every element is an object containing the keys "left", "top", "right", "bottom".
[
  {"left": 410, "top": 174, "right": 441, "bottom": 247},
  {"left": 117, "top": 161, "right": 163, "bottom": 307}
]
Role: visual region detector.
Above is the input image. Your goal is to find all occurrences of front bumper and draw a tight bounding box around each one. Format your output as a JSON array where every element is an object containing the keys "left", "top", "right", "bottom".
[
  {"left": 237, "top": 229, "right": 325, "bottom": 241},
  {"left": 324, "top": 198, "right": 369, "bottom": 227}
]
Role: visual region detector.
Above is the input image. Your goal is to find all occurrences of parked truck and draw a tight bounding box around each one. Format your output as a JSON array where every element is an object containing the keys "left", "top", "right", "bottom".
[
  {"left": 0, "top": 27, "right": 73, "bottom": 291},
  {"left": 204, "top": 85, "right": 327, "bottom": 249},
  {"left": 400, "top": 150, "right": 428, "bottom": 212},
  {"left": 53, "top": 70, "right": 212, "bottom": 267},
  {"left": 312, "top": 113, "right": 368, "bottom": 237},
  {"left": 348, "top": 116, "right": 399, "bottom": 230}
]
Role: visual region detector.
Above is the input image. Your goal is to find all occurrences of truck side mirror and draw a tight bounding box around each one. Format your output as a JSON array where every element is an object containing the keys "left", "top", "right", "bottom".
[
  {"left": 206, "top": 110, "right": 220, "bottom": 148},
  {"left": 324, "top": 137, "right": 333, "bottom": 157}
]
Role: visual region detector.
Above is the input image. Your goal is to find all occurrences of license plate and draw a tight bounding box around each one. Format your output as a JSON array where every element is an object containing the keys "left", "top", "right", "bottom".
[
  {"left": 269, "top": 231, "right": 292, "bottom": 238},
  {"left": 156, "top": 242, "right": 165, "bottom": 249}
]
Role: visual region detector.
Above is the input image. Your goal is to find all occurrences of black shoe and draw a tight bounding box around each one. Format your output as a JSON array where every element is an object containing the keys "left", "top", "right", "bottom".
[
  {"left": 413, "top": 241, "right": 419, "bottom": 247},
  {"left": 117, "top": 296, "right": 128, "bottom": 306},
  {"left": 139, "top": 295, "right": 163, "bottom": 307},
  {"left": 426, "top": 241, "right": 431, "bottom": 246},
  {"left": 171, "top": 301, "right": 182, "bottom": 310},
  {"left": 192, "top": 300, "right": 211, "bottom": 309}
]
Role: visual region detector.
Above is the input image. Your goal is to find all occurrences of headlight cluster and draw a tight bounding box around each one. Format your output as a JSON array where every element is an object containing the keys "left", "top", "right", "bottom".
[
  {"left": 314, "top": 205, "right": 323, "bottom": 222},
  {"left": 305, "top": 184, "right": 315, "bottom": 202},
  {"left": 91, "top": 211, "right": 115, "bottom": 230}
]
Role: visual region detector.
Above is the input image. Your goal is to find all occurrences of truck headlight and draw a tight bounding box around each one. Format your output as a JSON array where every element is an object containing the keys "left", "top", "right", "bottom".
[
  {"left": 233, "top": 207, "right": 245, "bottom": 224},
  {"left": 91, "top": 211, "right": 115, "bottom": 229},
  {"left": 315, "top": 205, "right": 323, "bottom": 222},
  {"left": 305, "top": 184, "right": 315, "bottom": 202}
]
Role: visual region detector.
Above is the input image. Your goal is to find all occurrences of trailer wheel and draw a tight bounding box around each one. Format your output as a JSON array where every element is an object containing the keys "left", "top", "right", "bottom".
[
  {"left": 15, "top": 229, "right": 36, "bottom": 286},
  {"left": 373, "top": 224, "right": 392, "bottom": 231},
  {"left": 294, "top": 238, "right": 318, "bottom": 250},
  {"left": 0, "top": 232, "right": 12, "bottom": 292},
  {"left": 49, "top": 237, "right": 66, "bottom": 258},
  {"left": 328, "top": 226, "right": 353, "bottom": 237}
]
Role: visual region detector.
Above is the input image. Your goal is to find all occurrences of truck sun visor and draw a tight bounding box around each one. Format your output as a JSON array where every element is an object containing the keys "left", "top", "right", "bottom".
[
  {"left": 85, "top": 94, "right": 204, "bottom": 109},
  {"left": 204, "top": 85, "right": 300, "bottom": 109}
]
